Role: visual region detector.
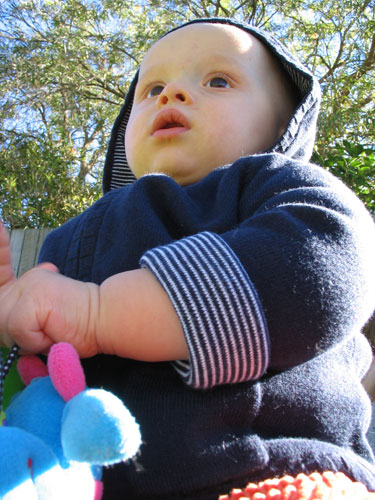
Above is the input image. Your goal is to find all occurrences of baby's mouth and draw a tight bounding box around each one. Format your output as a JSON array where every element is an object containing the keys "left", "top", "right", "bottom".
[
  {"left": 162, "top": 122, "right": 183, "bottom": 129},
  {"left": 151, "top": 109, "right": 190, "bottom": 137}
]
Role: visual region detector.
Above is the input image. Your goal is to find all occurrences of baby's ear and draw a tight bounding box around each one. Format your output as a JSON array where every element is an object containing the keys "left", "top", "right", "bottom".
[
  {"left": 17, "top": 356, "right": 48, "bottom": 386},
  {"left": 47, "top": 343, "right": 86, "bottom": 402}
]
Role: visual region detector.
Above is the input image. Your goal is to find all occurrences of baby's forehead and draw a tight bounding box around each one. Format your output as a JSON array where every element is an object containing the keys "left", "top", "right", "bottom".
[{"left": 139, "top": 23, "right": 264, "bottom": 74}]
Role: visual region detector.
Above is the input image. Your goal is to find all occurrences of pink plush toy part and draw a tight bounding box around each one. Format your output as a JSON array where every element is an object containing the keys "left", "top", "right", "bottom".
[
  {"left": 47, "top": 342, "right": 86, "bottom": 401},
  {"left": 17, "top": 354, "right": 48, "bottom": 386},
  {"left": 0, "top": 342, "right": 142, "bottom": 500}
]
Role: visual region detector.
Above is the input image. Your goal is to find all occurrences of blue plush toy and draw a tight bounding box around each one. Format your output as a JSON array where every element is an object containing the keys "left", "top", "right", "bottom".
[{"left": 0, "top": 342, "right": 142, "bottom": 500}]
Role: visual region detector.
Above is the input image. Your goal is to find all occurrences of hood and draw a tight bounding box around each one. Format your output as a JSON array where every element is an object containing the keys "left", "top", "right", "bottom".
[{"left": 103, "top": 18, "right": 321, "bottom": 193}]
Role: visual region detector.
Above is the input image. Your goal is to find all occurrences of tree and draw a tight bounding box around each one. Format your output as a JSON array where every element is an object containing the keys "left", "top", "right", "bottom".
[
  {"left": 0, "top": 131, "right": 100, "bottom": 227},
  {"left": 0, "top": 0, "right": 374, "bottom": 228},
  {"left": 314, "top": 141, "right": 375, "bottom": 213}
]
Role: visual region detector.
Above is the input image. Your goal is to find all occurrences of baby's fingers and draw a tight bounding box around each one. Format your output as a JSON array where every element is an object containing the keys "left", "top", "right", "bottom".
[
  {"left": 37, "top": 262, "right": 59, "bottom": 273},
  {"left": 0, "top": 222, "right": 15, "bottom": 288},
  {"left": 1, "top": 296, "right": 52, "bottom": 354}
]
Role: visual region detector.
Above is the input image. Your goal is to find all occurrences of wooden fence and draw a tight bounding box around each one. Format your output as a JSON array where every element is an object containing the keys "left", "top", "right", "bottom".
[{"left": 7, "top": 228, "right": 54, "bottom": 278}]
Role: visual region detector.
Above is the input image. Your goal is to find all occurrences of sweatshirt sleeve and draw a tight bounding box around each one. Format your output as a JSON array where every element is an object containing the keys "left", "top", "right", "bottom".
[
  {"left": 140, "top": 162, "right": 375, "bottom": 389},
  {"left": 140, "top": 232, "right": 269, "bottom": 389}
]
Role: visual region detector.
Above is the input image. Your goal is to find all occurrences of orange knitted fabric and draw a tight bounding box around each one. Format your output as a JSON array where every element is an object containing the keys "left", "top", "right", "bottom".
[{"left": 218, "top": 471, "right": 375, "bottom": 499}]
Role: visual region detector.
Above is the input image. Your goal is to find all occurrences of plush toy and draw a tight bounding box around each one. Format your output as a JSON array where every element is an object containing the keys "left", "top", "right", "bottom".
[
  {"left": 0, "top": 342, "right": 142, "bottom": 500},
  {"left": 3, "top": 344, "right": 374, "bottom": 500}
]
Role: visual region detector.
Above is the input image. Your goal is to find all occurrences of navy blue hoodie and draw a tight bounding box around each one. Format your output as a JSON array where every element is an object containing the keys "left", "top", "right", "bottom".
[{"left": 39, "top": 18, "right": 375, "bottom": 499}]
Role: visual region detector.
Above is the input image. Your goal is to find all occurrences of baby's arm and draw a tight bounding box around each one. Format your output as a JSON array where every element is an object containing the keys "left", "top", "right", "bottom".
[{"left": 0, "top": 223, "right": 187, "bottom": 360}]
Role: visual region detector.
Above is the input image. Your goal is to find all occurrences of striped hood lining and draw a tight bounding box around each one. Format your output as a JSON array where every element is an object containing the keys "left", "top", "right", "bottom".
[{"left": 103, "top": 18, "right": 321, "bottom": 193}]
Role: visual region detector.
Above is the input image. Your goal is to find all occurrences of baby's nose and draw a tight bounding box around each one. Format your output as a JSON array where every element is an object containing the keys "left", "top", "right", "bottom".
[{"left": 157, "top": 83, "right": 193, "bottom": 107}]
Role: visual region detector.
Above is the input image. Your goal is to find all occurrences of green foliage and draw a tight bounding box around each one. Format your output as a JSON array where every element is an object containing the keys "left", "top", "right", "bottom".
[
  {"left": 0, "top": 348, "right": 24, "bottom": 410},
  {"left": 0, "top": 132, "right": 101, "bottom": 228},
  {"left": 313, "top": 141, "right": 375, "bottom": 213},
  {"left": 0, "top": 0, "right": 374, "bottom": 227}
]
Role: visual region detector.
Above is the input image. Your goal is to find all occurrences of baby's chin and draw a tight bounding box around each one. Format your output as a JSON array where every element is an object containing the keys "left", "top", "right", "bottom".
[
  {"left": 129, "top": 164, "right": 203, "bottom": 186},
  {"left": 129, "top": 156, "right": 231, "bottom": 186}
]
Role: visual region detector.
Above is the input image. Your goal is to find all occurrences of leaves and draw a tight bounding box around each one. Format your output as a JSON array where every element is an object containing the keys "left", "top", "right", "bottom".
[
  {"left": 313, "top": 141, "right": 375, "bottom": 213},
  {"left": 0, "top": 132, "right": 101, "bottom": 228}
]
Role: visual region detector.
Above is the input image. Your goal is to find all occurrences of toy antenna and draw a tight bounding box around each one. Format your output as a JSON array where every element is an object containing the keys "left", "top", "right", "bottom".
[{"left": 48, "top": 343, "right": 86, "bottom": 402}]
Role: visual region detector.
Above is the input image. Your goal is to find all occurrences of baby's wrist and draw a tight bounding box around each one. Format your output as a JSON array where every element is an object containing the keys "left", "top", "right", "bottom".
[
  {"left": 93, "top": 277, "right": 122, "bottom": 356},
  {"left": 83, "top": 281, "right": 104, "bottom": 357}
]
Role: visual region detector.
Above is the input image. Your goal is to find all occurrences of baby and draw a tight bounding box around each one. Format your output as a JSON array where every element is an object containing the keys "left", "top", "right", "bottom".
[{"left": 1, "top": 18, "right": 375, "bottom": 500}]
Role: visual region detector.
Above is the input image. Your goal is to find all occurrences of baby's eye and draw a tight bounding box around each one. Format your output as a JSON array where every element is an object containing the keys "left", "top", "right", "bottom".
[
  {"left": 206, "top": 77, "right": 230, "bottom": 89},
  {"left": 147, "top": 85, "right": 164, "bottom": 98}
]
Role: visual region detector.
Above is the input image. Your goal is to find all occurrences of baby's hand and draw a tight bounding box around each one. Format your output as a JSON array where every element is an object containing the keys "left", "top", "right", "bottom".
[{"left": 0, "top": 223, "right": 100, "bottom": 357}]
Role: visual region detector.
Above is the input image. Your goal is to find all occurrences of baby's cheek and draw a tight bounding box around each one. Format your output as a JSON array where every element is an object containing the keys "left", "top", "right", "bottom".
[
  {"left": 124, "top": 122, "right": 134, "bottom": 155},
  {"left": 124, "top": 124, "right": 140, "bottom": 175}
]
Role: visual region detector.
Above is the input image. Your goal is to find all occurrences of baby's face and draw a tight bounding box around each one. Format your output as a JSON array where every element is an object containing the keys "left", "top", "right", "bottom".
[{"left": 125, "top": 23, "right": 294, "bottom": 185}]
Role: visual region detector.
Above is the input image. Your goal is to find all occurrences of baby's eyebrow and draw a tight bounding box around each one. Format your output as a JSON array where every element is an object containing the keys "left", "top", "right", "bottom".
[
  {"left": 138, "top": 63, "right": 169, "bottom": 83},
  {"left": 137, "top": 53, "right": 248, "bottom": 87},
  {"left": 202, "top": 53, "right": 241, "bottom": 66}
]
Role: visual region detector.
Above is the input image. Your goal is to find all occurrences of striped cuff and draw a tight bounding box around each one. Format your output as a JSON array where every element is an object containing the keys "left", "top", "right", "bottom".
[{"left": 140, "top": 232, "right": 270, "bottom": 389}]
